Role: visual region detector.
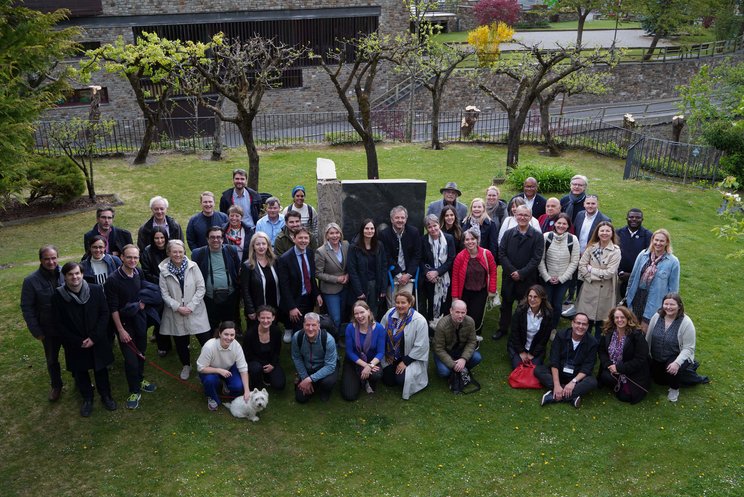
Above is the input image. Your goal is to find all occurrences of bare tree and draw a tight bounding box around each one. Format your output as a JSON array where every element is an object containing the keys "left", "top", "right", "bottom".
[
  {"left": 179, "top": 34, "right": 305, "bottom": 190},
  {"left": 315, "top": 33, "right": 411, "bottom": 179},
  {"left": 477, "top": 43, "right": 615, "bottom": 169}
]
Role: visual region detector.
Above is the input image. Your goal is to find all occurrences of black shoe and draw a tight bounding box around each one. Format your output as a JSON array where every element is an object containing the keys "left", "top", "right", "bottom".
[
  {"left": 491, "top": 331, "right": 505, "bottom": 341},
  {"left": 157, "top": 349, "right": 168, "bottom": 358},
  {"left": 80, "top": 399, "right": 93, "bottom": 417},
  {"left": 101, "top": 396, "right": 117, "bottom": 411},
  {"left": 48, "top": 386, "right": 62, "bottom": 402}
]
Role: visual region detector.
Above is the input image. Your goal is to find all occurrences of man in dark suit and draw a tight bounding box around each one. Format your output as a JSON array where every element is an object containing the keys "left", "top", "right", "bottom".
[
  {"left": 278, "top": 227, "right": 323, "bottom": 343},
  {"left": 507, "top": 177, "right": 547, "bottom": 219},
  {"left": 564, "top": 194, "right": 611, "bottom": 316},
  {"left": 219, "top": 168, "right": 261, "bottom": 228},
  {"left": 136, "top": 195, "right": 184, "bottom": 252},
  {"left": 83, "top": 207, "right": 133, "bottom": 258},
  {"left": 617, "top": 208, "right": 653, "bottom": 297},
  {"left": 379, "top": 205, "right": 422, "bottom": 307},
  {"left": 193, "top": 226, "right": 241, "bottom": 332}
]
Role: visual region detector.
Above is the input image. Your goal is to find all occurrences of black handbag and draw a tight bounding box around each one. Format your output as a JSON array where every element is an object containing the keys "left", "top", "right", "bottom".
[{"left": 449, "top": 367, "right": 481, "bottom": 395}]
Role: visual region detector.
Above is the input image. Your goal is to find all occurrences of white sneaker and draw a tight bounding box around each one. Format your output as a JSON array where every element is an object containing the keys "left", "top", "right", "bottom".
[
  {"left": 283, "top": 329, "right": 292, "bottom": 343},
  {"left": 180, "top": 365, "right": 191, "bottom": 380},
  {"left": 667, "top": 388, "right": 680, "bottom": 402},
  {"left": 561, "top": 305, "right": 576, "bottom": 318}
]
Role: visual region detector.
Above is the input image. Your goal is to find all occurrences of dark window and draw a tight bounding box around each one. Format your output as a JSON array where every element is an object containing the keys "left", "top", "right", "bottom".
[
  {"left": 132, "top": 16, "right": 379, "bottom": 67},
  {"left": 56, "top": 87, "right": 109, "bottom": 107},
  {"left": 72, "top": 41, "right": 102, "bottom": 58},
  {"left": 20, "top": 1, "right": 102, "bottom": 17}
]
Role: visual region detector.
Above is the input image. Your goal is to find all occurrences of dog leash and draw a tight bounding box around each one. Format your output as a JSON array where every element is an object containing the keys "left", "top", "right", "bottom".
[
  {"left": 123, "top": 339, "right": 237, "bottom": 399},
  {"left": 611, "top": 371, "right": 649, "bottom": 394}
]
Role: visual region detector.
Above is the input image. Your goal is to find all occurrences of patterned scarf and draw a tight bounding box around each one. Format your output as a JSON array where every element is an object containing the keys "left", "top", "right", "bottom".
[
  {"left": 167, "top": 257, "right": 189, "bottom": 284},
  {"left": 609, "top": 331, "right": 626, "bottom": 367},
  {"left": 428, "top": 234, "right": 451, "bottom": 321},
  {"left": 225, "top": 227, "right": 243, "bottom": 247},
  {"left": 384, "top": 307, "right": 414, "bottom": 364},
  {"left": 640, "top": 251, "right": 666, "bottom": 287}
]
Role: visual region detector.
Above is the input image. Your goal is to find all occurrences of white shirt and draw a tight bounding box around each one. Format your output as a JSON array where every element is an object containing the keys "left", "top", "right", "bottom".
[
  {"left": 196, "top": 338, "right": 248, "bottom": 372},
  {"left": 579, "top": 212, "right": 597, "bottom": 253}
]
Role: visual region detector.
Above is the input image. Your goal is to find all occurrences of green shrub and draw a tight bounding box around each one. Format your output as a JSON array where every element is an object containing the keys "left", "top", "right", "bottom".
[
  {"left": 27, "top": 155, "right": 85, "bottom": 204},
  {"left": 324, "top": 131, "right": 383, "bottom": 146},
  {"left": 507, "top": 163, "right": 575, "bottom": 193}
]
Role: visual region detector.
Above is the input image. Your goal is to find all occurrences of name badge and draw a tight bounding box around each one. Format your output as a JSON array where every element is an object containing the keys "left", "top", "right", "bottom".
[{"left": 563, "top": 366, "right": 574, "bottom": 375}]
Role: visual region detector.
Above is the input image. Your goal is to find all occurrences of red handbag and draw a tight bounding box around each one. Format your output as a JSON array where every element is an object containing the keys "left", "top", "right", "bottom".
[{"left": 508, "top": 361, "right": 542, "bottom": 389}]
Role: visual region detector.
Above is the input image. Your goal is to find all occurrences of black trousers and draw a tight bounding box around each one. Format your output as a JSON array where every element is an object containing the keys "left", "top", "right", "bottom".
[
  {"left": 534, "top": 365, "right": 598, "bottom": 399},
  {"left": 248, "top": 361, "right": 286, "bottom": 391},
  {"left": 171, "top": 332, "right": 211, "bottom": 366},
  {"left": 42, "top": 335, "right": 64, "bottom": 389},
  {"left": 205, "top": 291, "right": 239, "bottom": 330},
  {"left": 382, "top": 362, "right": 406, "bottom": 387},
  {"left": 118, "top": 327, "right": 147, "bottom": 394},
  {"left": 461, "top": 287, "right": 488, "bottom": 334},
  {"left": 340, "top": 360, "right": 382, "bottom": 401},
  {"left": 295, "top": 369, "right": 337, "bottom": 403},
  {"left": 73, "top": 368, "right": 111, "bottom": 401},
  {"left": 498, "top": 278, "right": 532, "bottom": 335}
]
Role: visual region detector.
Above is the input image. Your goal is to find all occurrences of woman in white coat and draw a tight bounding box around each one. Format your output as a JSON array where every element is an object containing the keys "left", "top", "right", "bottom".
[
  {"left": 380, "top": 291, "right": 429, "bottom": 400},
  {"left": 159, "top": 240, "right": 211, "bottom": 380}
]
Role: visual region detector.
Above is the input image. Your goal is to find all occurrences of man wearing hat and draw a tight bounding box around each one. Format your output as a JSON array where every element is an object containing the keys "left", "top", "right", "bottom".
[{"left": 427, "top": 182, "right": 468, "bottom": 221}]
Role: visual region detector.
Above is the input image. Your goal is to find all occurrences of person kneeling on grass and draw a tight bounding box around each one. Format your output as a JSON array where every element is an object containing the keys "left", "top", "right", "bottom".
[
  {"left": 534, "top": 312, "right": 598, "bottom": 409},
  {"left": 433, "top": 299, "right": 481, "bottom": 386},
  {"left": 291, "top": 312, "right": 338, "bottom": 403},
  {"left": 197, "top": 321, "right": 250, "bottom": 411}
]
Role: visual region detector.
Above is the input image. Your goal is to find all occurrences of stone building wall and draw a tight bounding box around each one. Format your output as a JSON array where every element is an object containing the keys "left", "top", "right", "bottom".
[{"left": 43, "top": 1, "right": 409, "bottom": 121}]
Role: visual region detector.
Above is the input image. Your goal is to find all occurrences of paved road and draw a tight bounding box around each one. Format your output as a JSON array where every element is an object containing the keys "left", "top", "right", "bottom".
[{"left": 504, "top": 29, "right": 672, "bottom": 50}]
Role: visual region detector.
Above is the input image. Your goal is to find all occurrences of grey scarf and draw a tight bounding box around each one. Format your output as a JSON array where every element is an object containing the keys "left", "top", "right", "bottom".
[{"left": 57, "top": 280, "right": 91, "bottom": 304}]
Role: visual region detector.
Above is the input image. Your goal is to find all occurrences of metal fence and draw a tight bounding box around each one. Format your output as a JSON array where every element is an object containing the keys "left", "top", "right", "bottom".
[{"left": 33, "top": 108, "right": 723, "bottom": 185}]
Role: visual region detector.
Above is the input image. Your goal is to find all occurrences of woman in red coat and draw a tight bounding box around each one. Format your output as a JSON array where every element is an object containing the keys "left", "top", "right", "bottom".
[{"left": 451, "top": 227, "right": 497, "bottom": 339}]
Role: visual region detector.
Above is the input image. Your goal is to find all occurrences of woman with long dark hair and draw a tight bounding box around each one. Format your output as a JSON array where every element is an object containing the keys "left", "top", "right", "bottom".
[
  {"left": 507, "top": 284, "right": 553, "bottom": 369},
  {"left": 440, "top": 205, "right": 464, "bottom": 253},
  {"left": 347, "top": 219, "right": 388, "bottom": 319}
]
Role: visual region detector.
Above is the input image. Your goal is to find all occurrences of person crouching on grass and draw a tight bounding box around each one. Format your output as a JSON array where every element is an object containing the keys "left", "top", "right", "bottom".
[{"left": 196, "top": 321, "right": 250, "bottom": 411}]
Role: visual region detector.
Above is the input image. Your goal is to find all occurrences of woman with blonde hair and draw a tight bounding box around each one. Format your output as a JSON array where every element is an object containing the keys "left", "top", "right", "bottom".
[
  {"left": 341, "top": 301, "right": 385, "bottom": 400},
  {"left": 625, "top": 228, "right": 680, "bottom": 331},
  {"left": 240, "top": 231, "right": 280, "bottom": 324},
  {"left": 461, "top": 197, "right": 498, "bottom": 260},
  {"left": 315, "top": 222, "right": 350, "bottom": 333}
]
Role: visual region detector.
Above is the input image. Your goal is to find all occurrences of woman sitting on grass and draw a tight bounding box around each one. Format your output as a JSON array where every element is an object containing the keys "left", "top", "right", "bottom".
[
  {"left": 380, "top": 291, "right": 429, "bottom": 400},
  {"left": 507, "top": 285, "right": 553, "bottom": 370},
  {"left": 341, "top": 301, "right": 385, "bottom": 401},
  {"left": 242, "top": 305, "right": 285, "bottom": 391},
  {"left": 598, "top": 306, "right": 650, "bottom": 404},
  {"left": 197, "top": 321, "right": 251, "bottom": 411},
  {"left": 646, "top": 293, "right": 701, "bottom": 403}
]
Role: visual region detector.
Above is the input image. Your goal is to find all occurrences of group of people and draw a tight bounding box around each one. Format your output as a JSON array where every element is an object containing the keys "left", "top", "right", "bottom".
[{"left": 20, "top": 169, "right": 706, "bottom": 415}]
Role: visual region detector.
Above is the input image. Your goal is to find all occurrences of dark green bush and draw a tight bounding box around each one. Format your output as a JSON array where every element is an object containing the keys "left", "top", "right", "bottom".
[
  {"left": 507, "top": 164, "right": 575, "bottom": 193},
  {"left": 27, "top": 155, "right": 85, "bottom": 204},
  {"left": 324, "top": 131, "right": 383, "bottom": 146}
]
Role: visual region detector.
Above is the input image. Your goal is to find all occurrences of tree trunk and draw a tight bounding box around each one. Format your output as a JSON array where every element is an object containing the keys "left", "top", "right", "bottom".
[
  {"left": 643, "top": 33, "right": 662, "bottom": 61},
  {"left": 431, "top": 92, "right": 442, "bottom": 150},
  {"left": 538, "top": 96, "right": 560, "bottom": 156},
  {"left": 84, "top": 156, "right": 96, "bottom": 201},
  {"left": 238, "top": 121, "right": 260, "bottom": 191},
  {"left": 506, "top": 126, "right": 520, "bottom": 170},
  {"left": 134, "top": 118, "right": 157, "bottom": 165},
  {"left": 363, "top": 134, "right": 379, "bottom": 179},
  {"left": 576, "top": 10, "right": 590, "bottom": 48},
  {"left": 211, "top": 95, "right": 225, "bottom": 161}
]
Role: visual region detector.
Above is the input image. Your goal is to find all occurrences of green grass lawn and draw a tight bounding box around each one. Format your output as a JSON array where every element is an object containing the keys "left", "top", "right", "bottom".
[
  {"left": 0, "top": 144, "right": 741, "bottom": 496},
  {"left": 434, "top": 21, "right": 642, "bottom": 44}
]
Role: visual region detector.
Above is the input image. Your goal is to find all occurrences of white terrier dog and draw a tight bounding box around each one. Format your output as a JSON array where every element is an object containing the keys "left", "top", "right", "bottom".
[{"left": 224, "top": 388, "right": 269, "bottom": 422}]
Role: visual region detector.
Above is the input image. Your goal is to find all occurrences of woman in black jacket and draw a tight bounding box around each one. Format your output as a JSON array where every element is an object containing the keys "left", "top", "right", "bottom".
[
  {"left": 419, "top": 214, "right": 455, "bottom": 329},
  {"left": 598, "top": 306, "right": 650, "bottom": 404},
  {"left": 507, "top": 285, "right": 553, "bottom": 370},
  {"left": 242, "top": 305, "right": 285, "bottom": 391},
  {"left": 347, "top": 219, "right": 388, "bottom": 321},
  {"left": 240, "top": 232, "right": 281, "bottom": 326}
]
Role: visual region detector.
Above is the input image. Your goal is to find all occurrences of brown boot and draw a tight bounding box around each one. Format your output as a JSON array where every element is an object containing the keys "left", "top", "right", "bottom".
[{"left": 49, "top": 386, "right": 62, "bottom": 402}]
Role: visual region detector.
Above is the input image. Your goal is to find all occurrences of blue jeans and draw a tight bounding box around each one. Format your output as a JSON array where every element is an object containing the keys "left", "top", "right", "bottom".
[
  {"left": 434, "top": 351, "right": 482, "bottom": 378},
  {"left": 199, "top": 363, "right": 245, "bottom": 405},
  {"left": 544, "top": 280, "right": 569, "bottom": 330},
  {"left": 323, "top": 289, "right": 347, "bottom": 333}
]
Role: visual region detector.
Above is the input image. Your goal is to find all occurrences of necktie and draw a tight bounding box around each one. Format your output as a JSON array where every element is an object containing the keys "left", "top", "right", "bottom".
[
  {"left": 300, "top": 252, "right": 311, "bottom": 295},
  {"left": 397, "top": 232, "right": 406, "bottom": 272}
]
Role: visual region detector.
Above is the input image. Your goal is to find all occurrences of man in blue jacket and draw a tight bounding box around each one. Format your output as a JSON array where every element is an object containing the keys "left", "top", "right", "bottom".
[{"left": 291, "top": 313, "right": 337, "bottom": 403}]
